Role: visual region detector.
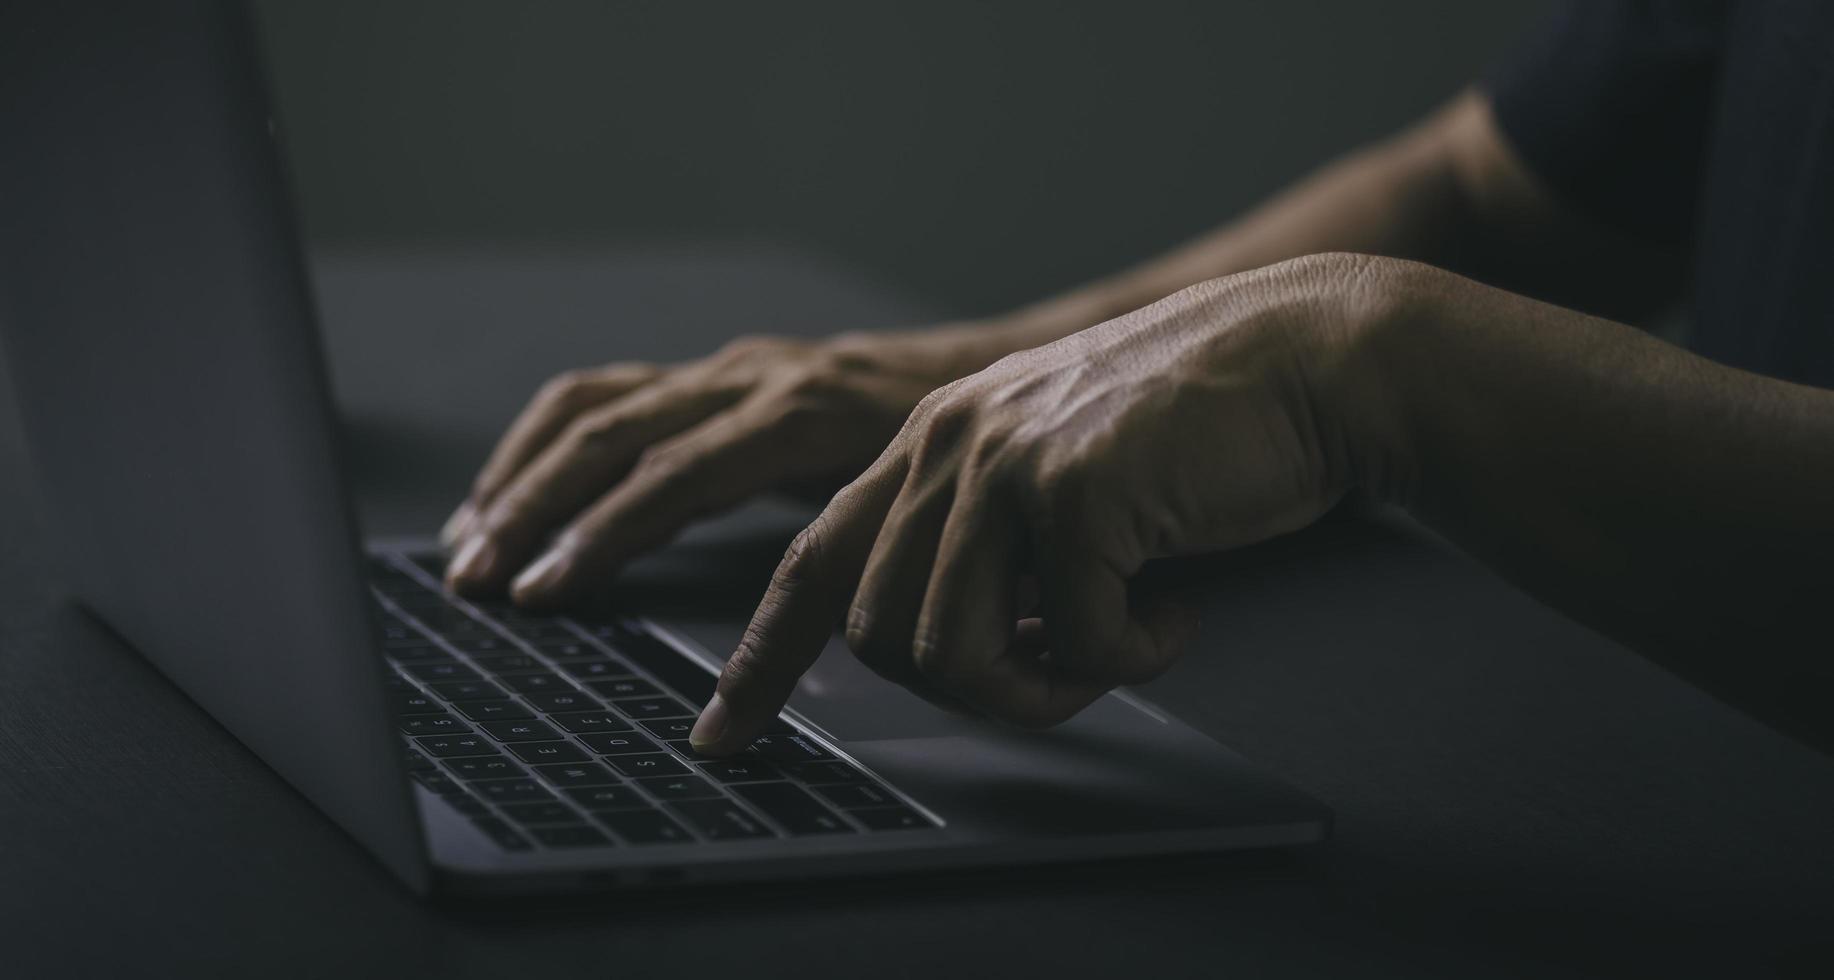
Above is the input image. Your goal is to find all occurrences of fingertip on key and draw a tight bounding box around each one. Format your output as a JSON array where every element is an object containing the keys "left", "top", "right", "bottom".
[
  {"left": 689, "top": 693, "right": 733, "bottom": 754},
  {"left": 439, "top": 502, "right": 477, "bottom": 549},
  {"left": 509, "top": 549, "right": 571, "bottom": 605},
  {"left": 445, "top": 535, "right": 498, "bottom": 593}
]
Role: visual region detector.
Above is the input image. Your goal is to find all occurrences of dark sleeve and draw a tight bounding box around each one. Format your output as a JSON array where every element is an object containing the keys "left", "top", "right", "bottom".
[{"left": 1483, "top": 1, "right": 1727, "bottom": 244}]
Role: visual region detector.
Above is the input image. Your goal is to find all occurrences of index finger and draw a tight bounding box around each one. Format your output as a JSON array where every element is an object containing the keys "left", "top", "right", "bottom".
[{"left": 688, "top": 453, "right": 908, "bottom": 755}]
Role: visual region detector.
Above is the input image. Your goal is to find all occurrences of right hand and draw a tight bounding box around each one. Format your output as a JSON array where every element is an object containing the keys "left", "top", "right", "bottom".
[{"left": 443, "top": 328, "right": 1001, "bottom": 605}]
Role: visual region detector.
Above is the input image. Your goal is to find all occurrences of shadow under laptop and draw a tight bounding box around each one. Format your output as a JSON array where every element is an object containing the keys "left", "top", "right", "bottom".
[{"left": 425, "top": 843, "right": 1312, "bottom": 922}]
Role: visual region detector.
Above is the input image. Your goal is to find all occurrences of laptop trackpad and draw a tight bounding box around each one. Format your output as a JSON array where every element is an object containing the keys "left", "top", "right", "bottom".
[{"left": 787, "top": 635, "right": 993, "bottom": 740}]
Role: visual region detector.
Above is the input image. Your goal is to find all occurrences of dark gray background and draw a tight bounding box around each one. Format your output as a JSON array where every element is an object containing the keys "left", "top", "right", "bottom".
[
  {"left": 256, "top": 0, "right": 1553, "bottom": 319},
  {"left": 9, "top": 4, "right": 1834, "bottom": 977}
]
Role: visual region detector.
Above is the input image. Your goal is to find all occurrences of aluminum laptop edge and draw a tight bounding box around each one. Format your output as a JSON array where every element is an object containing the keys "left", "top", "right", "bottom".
[{"left": 0, "top": 0, "right": 1330, "bottom": 897}]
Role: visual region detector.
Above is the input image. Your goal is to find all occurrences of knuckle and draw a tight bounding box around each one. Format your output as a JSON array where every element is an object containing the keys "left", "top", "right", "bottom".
[
  {"left": 776, "top": 523, "right": 826, "bottom": 586},
  {"left": 535, "top": 369, "right": 591, "bottom": 409},
  {"left": 632, "top": 442, "right": 696, "bottom": 482},
  {"left": 777, "top": 360, "right": 843, "bottom": 399},
  {"left": 910, "top": 380, "right": 964, "bottom": 421},
  {"left": 565, "top": 407, "right": 626, "bottom": 450},
  {"left": 718, "top": 334, "right": 801, "bottom": 361},
  {"left": 757, "top": 388, "right": 830, "bottom": 434},
  {"left": 718, "top": 638, "right": 768, "bottom": 695}
]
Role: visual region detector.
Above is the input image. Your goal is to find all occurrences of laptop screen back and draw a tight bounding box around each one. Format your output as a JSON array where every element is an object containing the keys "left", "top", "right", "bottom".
[{"left": 0, "top": 0, "right": 427, "bottom": 891}]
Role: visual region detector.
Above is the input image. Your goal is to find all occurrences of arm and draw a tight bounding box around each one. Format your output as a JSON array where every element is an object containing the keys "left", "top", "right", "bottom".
[
  {"left": 444, "top": 91, "right": 1673, "bottom": 604},
  {"left": 960, "top": 89, "right": 1683, "bottom": 364},
  {"left": 1347, "top": 266, "right": 1834, "bottom": 742},
  {"left": 693, "top": 255, "right": 1834, "bottom": 755}
]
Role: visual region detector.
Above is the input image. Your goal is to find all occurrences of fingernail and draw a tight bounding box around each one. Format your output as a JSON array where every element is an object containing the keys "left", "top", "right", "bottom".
[
  {"left": 689, "top": 694, "right": 730, "bottom": 751},
  {"left": 510, "top": 549, "right": 571, "bottom": 601},
  {"left": 446, "top": 535, "right": 497, "bottom": 588},
  {"left": 439, "top": 503, "right": 477, "bottom": 548}
]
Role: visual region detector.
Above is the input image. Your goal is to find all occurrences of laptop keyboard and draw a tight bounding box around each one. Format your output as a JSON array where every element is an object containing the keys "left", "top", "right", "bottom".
[{"left": 369, "top": 554, "right": 938, "bottom": 851}]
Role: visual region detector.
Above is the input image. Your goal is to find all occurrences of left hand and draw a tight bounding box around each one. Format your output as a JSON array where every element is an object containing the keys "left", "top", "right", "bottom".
[{"left": 691, "top": 253, "right": 1410, "bottom": 753}]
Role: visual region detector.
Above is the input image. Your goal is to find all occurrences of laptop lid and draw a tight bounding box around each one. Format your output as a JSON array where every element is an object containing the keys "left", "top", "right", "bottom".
[{"left": 0, "top": 0, "right": 428, "bottom": 892}]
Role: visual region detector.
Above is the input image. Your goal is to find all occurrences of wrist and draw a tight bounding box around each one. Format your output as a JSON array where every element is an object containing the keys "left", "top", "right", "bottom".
[{"left": 1299, "top": 254, "right": 1444, "bottom": 509}]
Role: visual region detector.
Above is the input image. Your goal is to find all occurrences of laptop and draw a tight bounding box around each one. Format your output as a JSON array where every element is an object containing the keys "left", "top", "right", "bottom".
[{"left": 0, "top": 0, "right": 1329, "bottom": 896}]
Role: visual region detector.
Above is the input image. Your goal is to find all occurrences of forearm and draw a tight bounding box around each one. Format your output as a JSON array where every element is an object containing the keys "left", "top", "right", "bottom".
[
  {"left": 1350, "top": 263, "right": 1834, "bottom": 740},
  {"left": 963, "top": 90, "right": 1682, "bottom": 368}
]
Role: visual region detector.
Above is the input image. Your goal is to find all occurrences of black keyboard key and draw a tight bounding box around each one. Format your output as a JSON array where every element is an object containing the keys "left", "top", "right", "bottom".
[
  {"left": 504, "top": 621, "right": 575, "bottom": 642},
  {"left": 473, "top": 778, "right": 556, "bottom": 804},
  {"left": 429, "top": 679, "right": 507, "bottom": 701},
  {"left": 559, "top": 659, "right": 632, "bottom": 681},
  {"left": 499, "top": 801, "right": 580, "bottom": 825},
  {"left": 608, "top": 754, "right": 690, "bottom": 778},
  {"left": 635, "top": 774, "right": 722, "bottom": 801},
  {"left": 548, "top": 711, "right": 633, "bottom": 734},
  {"left": 790, "top": 761, "right": 871, "bottom": 785},
  {"left": 392, "top": 692, "right": 444, "bottom": 715},
  {"left": 508, "top": 740, "right": 591, "bottom": 764},
  {"left": 475, "top": 653, "right": 546, "bottom": 674},
  {"left": 385, "top": 645, "right": 452, "bottom": 664},
  {"left": 697, "top": 758, "right": 782, "bottom": 783},
  {"left": 671, "top": 800, "right": 774, "bottom": 840},
  {"left": 420, "top": 614, "right": 489, "bottom": 638},
  {"left": 411, "top": 770, "right": 467, "bottom": 796},
  {"left": 595, "top": 808, "right": 693, "bottom": 844},
  {"left": 531, "top": 825, "right": 612, "bottom": 848},
  {"left": 532, "top": 640, "right": 602, "bottom": 660},
  {"left": 454, "top": 699, "right": 534, "bottom": 722},
  {"left": 638, "top": 718, "right": 696, "bottom": 741},
  {"left": 501, "top": 672, "right": 577, "bottom": 695},
  {"left": 443, "top": 759, "right": 524, "bottom": 785},
  {"left": 479, "top": 719, "right": 563, "bottom": 742},
  {"left": 523, "top": 691, "right": 601, "bottom": 714},
  {"left": 577, "top": 731, "right": 660, "bottom": 755},
  {"left": 748, "top": 733, "right": 835, "bottom": 765},
  {"left": 587, "top": 676, "right": 661, "bottom": 699},
  {"left": 612, "top": 696, "right": 695, "bottom": 721},
  {"left": 398, "top": 714, "right": 470, "bottom": 736},
  {"left": 603, "top": 625, "right": 719, "bottom": 703},
  {"left": 813, "top": 783, "right": 896, "bottom": 808},
  {"left": 406, "top": 662, "right": 481, "bottom": 683},
  {"left": 443, "top": 634, "right": 517, "bottom": 656},
  {"left": 564, "top": 785, "right": 646, "bottom": 809},
  {"left": 402, "top": 750, "right": 437, "bottom": 772},
  {"left": 734, "top": 782, "right": 855, "bottom": 836},
  {"left": 852, "top": 805, "right": 933, "bottom": 831},
  {"left": 460, "top": 597, "right": 517, "bottom": 618},
  {"left": 470, "top": 816, "right": 533, "bottom": 851},
  {"left": 414, "top": 734, "right": 497, "bottom": 757},
  {"left": 530, "top": 762, "right": 620, "bottom": 788}
]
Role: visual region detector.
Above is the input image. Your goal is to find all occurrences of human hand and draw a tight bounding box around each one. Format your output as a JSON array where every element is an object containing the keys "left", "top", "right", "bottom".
[
  {"left": 443, "top": 327, "right": 1010, "bottom": 605},
  {"left": 690, "top": 253, "right": 1414, "bottom": 753}
]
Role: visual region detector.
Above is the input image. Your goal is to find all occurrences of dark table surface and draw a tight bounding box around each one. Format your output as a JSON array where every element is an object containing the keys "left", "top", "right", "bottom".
[{"left": 3, "top": 244, "right": 1831, "bottom": 979}]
